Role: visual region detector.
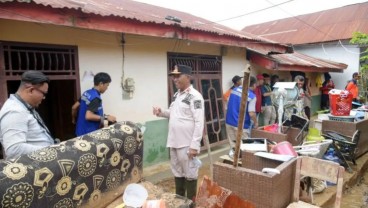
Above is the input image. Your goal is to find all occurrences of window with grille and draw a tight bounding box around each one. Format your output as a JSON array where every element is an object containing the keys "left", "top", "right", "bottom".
[
  {"left": 0, "top": 41, "right": 80, "bottom": 141},
  {"left": 1, "top": 41, "right": 78, "bottom": 77}
]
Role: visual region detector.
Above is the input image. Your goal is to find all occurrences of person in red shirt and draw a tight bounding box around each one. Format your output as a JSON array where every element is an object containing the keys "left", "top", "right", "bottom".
[
  {"left": 255, "top": 74, "right": 264, "bottom": 119},
  {"left": 320, "top": 78, "right": 335, "bottom": 110}
]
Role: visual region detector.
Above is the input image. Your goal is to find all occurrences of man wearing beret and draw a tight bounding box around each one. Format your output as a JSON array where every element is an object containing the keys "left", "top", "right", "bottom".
[
  {"left": 153, "top": 64, "right": 204, "bottom": 205},
  {"left": 0, "top": 71, "right": 55, "bottom": 160}
]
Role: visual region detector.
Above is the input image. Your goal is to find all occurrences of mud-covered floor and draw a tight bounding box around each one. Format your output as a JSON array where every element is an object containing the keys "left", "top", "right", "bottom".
[{"left": 155, "top": 161, "right": 368, "bottom": 208}]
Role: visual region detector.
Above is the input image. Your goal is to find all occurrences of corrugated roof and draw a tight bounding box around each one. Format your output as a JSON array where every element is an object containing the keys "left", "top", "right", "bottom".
[
  {"left": 0, "top": 0, "right": 277, "bottom": 44},
  {"left": 270, "top": 52, "right": 348, "bottom": 70},
  {"left": 242, "top": 2, "right": 368, "bottom": 45},
  {"left": 0, "top": 0, "right": 348, "bottom": 72},
  {"left": 248, "top": 49, "right": 347, "bottom": 73}
]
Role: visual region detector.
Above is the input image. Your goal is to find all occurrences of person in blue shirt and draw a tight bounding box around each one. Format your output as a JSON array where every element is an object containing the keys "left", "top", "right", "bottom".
[
  {"left": 225, "top": 76, "right": 257, "bottom": 158},
  {"left": 75, "top": 72, "right": 116, "bottom": 136},
  {"left": 261, "top": 73, "right": 276, "bottom": 125}
]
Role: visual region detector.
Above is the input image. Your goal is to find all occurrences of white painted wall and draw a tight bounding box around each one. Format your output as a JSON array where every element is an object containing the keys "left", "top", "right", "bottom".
[
  {"left": 0, "top": 19, "right": 249, "bottom": 123},
  {"left": 221, "top": 47, "right": 247, "bottom": 91},
  {"left": 294, "top": 42, "right": 360, "bottom": 90}
]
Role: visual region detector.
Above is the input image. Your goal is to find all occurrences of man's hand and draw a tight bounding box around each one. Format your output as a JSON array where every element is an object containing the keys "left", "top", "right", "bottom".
[
  {"left": 152, "top": 107, "right": 162, "bottom": 116},
  {"left": 187, "top": 148, "right": 198, "bottom": 159},
  {"left": 107, "top": 115, "right": 116, "bottom": 123}
]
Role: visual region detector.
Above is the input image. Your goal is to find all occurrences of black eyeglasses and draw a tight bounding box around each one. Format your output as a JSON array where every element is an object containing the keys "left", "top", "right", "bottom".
[{"left": 33, "top": 88, "right": 48, "bottom": 97}]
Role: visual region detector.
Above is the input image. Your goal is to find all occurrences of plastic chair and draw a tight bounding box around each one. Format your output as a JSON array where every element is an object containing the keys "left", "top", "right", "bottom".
[{"left": 287, "top": 156, "right": 345, "bottom": 208}]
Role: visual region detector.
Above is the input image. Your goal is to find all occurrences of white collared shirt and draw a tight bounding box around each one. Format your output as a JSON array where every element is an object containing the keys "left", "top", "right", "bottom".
[{"left": 159, "top": 86, "right": 205, "bottom": 151}]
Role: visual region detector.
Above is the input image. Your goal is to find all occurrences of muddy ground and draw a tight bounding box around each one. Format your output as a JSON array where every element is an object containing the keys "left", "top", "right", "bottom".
[{"left": 154, "top": 161, "right": 368, "bottom": 208}]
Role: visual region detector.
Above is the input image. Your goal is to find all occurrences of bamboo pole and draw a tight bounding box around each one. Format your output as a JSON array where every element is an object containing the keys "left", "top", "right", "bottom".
[
  {"left": 233, "top": 71, "right": 250, "bottom": 167},
  {"left": 203, "top": 134, "right": 213, "bottom": 179}
]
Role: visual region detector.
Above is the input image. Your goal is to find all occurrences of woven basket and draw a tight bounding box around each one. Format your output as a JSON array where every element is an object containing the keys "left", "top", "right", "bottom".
[
  {"left": 322, "top": 119, "right": 368, "bottom": 158},
  {"left": 213, "top": 151, "right": 296, "bottom": 208}
]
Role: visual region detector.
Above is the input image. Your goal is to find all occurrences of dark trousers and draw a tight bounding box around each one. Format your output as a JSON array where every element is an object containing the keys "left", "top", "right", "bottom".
[
  {"left": 304, "top": 106, "right": 311, "bottom": 120},
  {"left": 321, "top": 94, "right": 329, "bottom": 109}
]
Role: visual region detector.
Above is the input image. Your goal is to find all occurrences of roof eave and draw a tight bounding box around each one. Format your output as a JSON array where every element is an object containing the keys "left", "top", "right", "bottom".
[
  {"left": 248, "top": 51, "right": 346, "bottom": 73},
  {"left": 0, "top": 1, "right": 291, "bottom": 53}
]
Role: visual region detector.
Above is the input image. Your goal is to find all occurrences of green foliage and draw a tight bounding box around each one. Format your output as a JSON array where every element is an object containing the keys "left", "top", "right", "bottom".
[
  {"left": 350, "top": 32, "right": 368, "bottom": 72},
  {"left": 351, "top": 32, "right": 368, "bottom": 102},
  {"left": 350, "top": 32, "right": 368, "bottom": 45},
  {"left": 362, "top": 63, "right": 368, "bottom": 71}
]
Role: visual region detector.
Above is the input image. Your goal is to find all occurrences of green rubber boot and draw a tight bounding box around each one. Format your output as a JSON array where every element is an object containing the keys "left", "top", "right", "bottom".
[
  {"left": 186, "top": 179, "right": 197, "bottom": 202},
  {"left": 175, "top": 177, "right": 186, "bottom": 197}
]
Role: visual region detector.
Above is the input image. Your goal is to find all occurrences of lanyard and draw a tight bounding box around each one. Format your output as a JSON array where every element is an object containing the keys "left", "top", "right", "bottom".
[
  {"left": 13, "top": 94, "right": 56, "bottom": 143},
  {"left": 264, "top": 84, "right": 271, "bottom": 92}
]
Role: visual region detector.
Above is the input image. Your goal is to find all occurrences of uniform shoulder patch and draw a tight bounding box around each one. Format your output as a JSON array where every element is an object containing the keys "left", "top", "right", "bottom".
[{"left": 194, "top": 100, "right": 202, "bottom": 109}]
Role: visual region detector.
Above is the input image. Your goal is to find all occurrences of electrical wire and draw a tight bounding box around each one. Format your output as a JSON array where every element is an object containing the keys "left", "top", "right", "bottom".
[
  {"left": 321, "top": 43, "right": 329, "bottom": 56},
  {"left": 338, "top": 40, "right": 364, "bottom": 55},
  {"left": 189, "top": 0, "right": 295, "bottom": 28}
]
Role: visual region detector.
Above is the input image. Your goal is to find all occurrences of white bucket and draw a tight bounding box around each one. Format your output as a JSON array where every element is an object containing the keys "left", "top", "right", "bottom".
[{"left": 123, "top": 183, "right": 148, "bottom": 208}]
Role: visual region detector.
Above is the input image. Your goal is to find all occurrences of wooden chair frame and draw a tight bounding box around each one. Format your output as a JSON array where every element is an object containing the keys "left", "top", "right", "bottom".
[{"left": 290, "top": 156, "right": 345, "bottom": 208}]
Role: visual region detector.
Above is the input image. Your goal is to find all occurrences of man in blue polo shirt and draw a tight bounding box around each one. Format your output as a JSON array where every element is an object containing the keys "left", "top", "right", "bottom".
[
  {"left": 261, "top": 73, "right": 276, "bottom": 125},
  {"left": 75, "top": 72, "right": 116, "bottom": 136},
  {"left": 226, "top": 76, "right": 258, "bottom": 158}
]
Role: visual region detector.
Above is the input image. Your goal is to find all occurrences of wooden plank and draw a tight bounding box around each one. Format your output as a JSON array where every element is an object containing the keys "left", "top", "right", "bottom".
[
  {"left": 233, "top": 70, "right": 250, "bottom": 167},
  {"left": 300, "top": 157, "right": 340, "bottom": 183}
]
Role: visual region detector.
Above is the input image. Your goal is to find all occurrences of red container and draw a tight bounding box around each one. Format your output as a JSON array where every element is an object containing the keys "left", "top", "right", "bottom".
[
  {"left": 329, "top": 89, "right": 353, "bottom": 116},
  {"left": 271, "top": 141, "right": 298, "bottom": 157},
  {"left": 263, "top": 124, "right": 278, "bottom": 133}
]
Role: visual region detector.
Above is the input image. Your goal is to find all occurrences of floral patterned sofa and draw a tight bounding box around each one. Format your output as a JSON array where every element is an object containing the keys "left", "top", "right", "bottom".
[{"left": 0, "top": 121, "right": 143, "bottom": 208}]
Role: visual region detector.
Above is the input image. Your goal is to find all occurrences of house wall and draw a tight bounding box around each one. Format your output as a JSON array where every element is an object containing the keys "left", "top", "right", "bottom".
[
  {"left": 0, "top": 19, "right": 248, "bottom": 166},
  {"left": 294, "top": 42, "right": 360, "bottom": 90},
  {"left": 293, "top": 43, "right": 360, "bottom": 114},
  {"left": 221, "top": 47, "right": 248, "bottom": 90}
]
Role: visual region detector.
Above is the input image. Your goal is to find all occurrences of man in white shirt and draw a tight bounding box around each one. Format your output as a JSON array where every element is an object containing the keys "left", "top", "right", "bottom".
[
  {"left": 0, "top": 71, "right": 54, "bottom": 160},
  {"left": 153, "top": 65, "right": 204, "bottom": 204}
]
